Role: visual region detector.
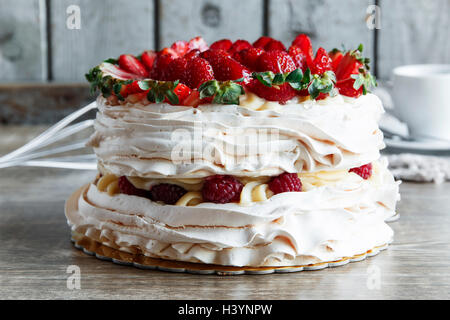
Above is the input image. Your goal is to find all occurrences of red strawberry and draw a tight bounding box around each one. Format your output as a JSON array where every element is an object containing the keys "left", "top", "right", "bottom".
[
  {"left": 308, "top": 47, "right": 332, "bottom": 75},
  {"left": 182, "top": 89, "right": 201, "bottom": 107},
  {"left": 336, "top": 78, "right": 363, "bottom": 98},
  {"left": 292, "top": 34, "right": 313, "bottom": 59},
  {"left": 141, "top": 50, "right": 157, "bottom": 73},
  {"left": 253, "top": 36, "right": 274, "bottom": 49},
  {"left": 287, "top": 45, "right": 307, "bottom": 71},
  {"left": 229, "top": 39, "right": 253, "bottom": 54},
  {"left": 247, "top": 79, "right": 296, "bottom": 103},
  {"left": 165, "top": 57, "right": 188, "bottom": 82},
  {"left": 202, "top": 50, "right": 250, "bottom": 82},
  {"left": 119, "top": 80, "right": 144, "bottom": 97},
  {"left": 349, "top": 163, "right": 372, "bottom": 179},
  {"left": 335, "top": 51, "right": 363, "bottom": 80},
  {"left": 188, "top": 36, "right": 209, "bottom": 52},
  {"left": 171, "top": 40, "right": 189, "bottom": 56},
  {"left": 329, "top": 49, "right": 344, "bottom": 72},
  {"left": 150, "top": 51, "right": 176, "bottom": 80},
  {"left": 236, "top": 47, "right": 265, "bottom": 70},
  {"left": 118, "top": 54, "right": 148, "bottom": 78},
  {"left": 200, "top": 49, "right": 231, "bottom": 61},
  {"left": 184, "top": 57, "right": 214, "bottom": 88},
  {"left": 184, "top": 49, "right": 201, "bottom": 60},
  {"left": 264, "top": 39, "right": 286, "bottom": 52},
  {"left": 256, "top": 50, "right": 296, "bottom": 73},
  {"left": 210, "top": 39, "right": 233, "bottom": 51},
  {"left": 173, "top": 83, "right": 192, "bottom": 103}
]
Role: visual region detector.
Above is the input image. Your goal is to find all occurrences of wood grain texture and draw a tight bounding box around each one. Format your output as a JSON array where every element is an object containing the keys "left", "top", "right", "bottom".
[
  {"left": 0, "top": 129, "right": 449, "bottom": 299},
  {"left": 0, "top": 83, "right": 94, "bottom": 124},
  {"left": 50, "top": 0, "right": 155, "bottom": 82},
  {"left": 0, "top": 0, "right": 45, "bottom": 81},
  {"left": 158, "top": 0, "right": 263, "bottom": 48},
  {"left": 268, "top": 0, "right": 375, "bottom": 67},
  {"left": 378, "top": 0, "right": 450, "bottom": 79}
]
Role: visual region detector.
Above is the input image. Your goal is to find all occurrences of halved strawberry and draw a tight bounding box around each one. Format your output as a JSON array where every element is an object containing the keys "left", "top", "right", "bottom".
[
  {"left": 329, "top": 49, "right": 343, "bottom": 72},
  {"left": 335, "top": 51, "right": 363, "bottom": 80},
  {"left": 182, "top": 89, "right": 201, "bottom": 107},
  {"left": 229, "top": 40, "right": 253, "bottom": 54},
  {"left": 187, "top": 36, "right": 209, "bottom": 52},
  {"left": 287, "top": 45, "right": 307, "bottom": 71},
  {"left": 256, "top": 50, "right": 296, "bottom": 73},
  {"left": 99, "top": 62, "right": 137, "bottom": 80},
  {"left": 292, "top": 34, "right": 313, "bottom": 59},
  {"left": 171, "top": 40, "right": 189, "bottom": 56},
  {"left": 308, "top": 47, "right": 332, "bottom": 75},
  {"left": 336, "top": 78, "right": 363, "bottom": 98},
  {"left": 173, "top": 83, "right": 192, "bottom": 103},
  {"left": 118, "top": 54, "right": 148, "bottom": 78},
  {"left": 184, "top": 57, "right": 214, "bottom": 88},
  {"left": 141, "top": 50, "right": 157, "bottom": 73},
  {"left": 202, "top": 50, "right": 250, "bottom": 82},
  {"left": 118, "top": 80, "right": 145, "bottom": 98},
  {"left": 210, "top": 39, "right": 233, "bottom": 51}
]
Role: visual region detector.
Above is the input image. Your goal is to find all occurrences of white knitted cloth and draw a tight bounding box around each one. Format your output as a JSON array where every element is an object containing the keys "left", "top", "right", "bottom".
[{"left": 385, "top": 154, "right": 450, "bottom": 184}]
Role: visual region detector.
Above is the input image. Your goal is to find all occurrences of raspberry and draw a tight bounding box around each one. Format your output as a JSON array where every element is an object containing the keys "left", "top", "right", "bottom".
[
  {"left": 349, "top": 163, "right": 373, "bottom": 179},
  {"left": 202, "top": 175, "right": 244, "bottom": 204},
  {"left": 118, "top": 176, "right": 151, "bottom": 198},
  {"left": 150, "top": 183, "right": 187, "bottom": 205},
  {"left": 268, "top": 173, "right": 302, "bottom": 195}
]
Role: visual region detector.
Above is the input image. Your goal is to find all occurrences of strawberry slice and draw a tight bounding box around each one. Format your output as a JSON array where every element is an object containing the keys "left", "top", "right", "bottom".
[
  {"left": 171, "top": 40, "right": 189, "bottom": 56},
  {"left": 292, "top": 34, "right": 313, "bottom": 59},
  {"left": 328, "top": 49, "right": 343, "bottom": 72},
  {"left": 187, "top": 36, "right": 209, "bottom": 52},
  {"left": 118, "top": 54, "right": 148, "bottom": 78},
  {"left": 256, "top": 50, "right": 296, "bottom": 73},
  {"left": 99, "top": 62, "right": 137, "bottom": 80},
  {"left": 184, "top": 57, "right": 214, "bottom": 88},
  {"left": 141, "top": 50, "right": 157, "bottom": 73},
  {"left": 182, "top": 89, "right": 201, "bottom": 107},
  {"left": 336, "top": 78, "right": 363, "bottom": 98},
  {"left": 173, "top": 83, "right": 192, "bottom": 104},
  {"left": 210, "top": 39, "right": 233, "bottom": 51},
  {"left": 335, "top": 51, "right": 363, "bottom": 81},
  {"left": 307, "top": 47, "right": 332, "bottom": 75}
]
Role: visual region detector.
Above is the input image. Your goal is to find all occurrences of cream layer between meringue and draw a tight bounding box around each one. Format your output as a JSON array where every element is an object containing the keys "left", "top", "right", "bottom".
[
  {"left": 88, "top": 93, "right": 385, "bottom": 178},
  {"left": 67, "top": 159, "right": 400, "bottom": 267}
]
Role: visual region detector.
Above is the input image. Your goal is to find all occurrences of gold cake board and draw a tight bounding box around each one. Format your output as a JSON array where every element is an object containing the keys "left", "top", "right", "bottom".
[{"left": 66, "top": 184, "right": 389, "bottom": 276}]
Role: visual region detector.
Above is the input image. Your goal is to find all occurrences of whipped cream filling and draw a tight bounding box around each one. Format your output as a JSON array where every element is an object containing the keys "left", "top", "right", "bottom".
[
  {"left": 67, "top": 159, "right": 400, "bottom": 267},
  {"left": 88, "top": 93, "right": 385, "bottom": 178}
]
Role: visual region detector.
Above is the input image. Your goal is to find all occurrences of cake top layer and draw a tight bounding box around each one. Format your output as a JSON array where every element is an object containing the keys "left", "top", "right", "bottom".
[{"left": 86, "top": 34, "right": 376, "bottom": 107}]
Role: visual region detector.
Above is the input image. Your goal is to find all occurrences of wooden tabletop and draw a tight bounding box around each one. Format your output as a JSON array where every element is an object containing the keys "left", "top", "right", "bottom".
[{"left": 1, "top": 127, "right": 449, "bottom": 300}]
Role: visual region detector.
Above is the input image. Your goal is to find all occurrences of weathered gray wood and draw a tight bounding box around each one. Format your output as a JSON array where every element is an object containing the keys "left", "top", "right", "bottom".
[
  {"left": 50, "top": 0, "right": 155, "bottom": 82},
  {"left": 0, "top": 129, "right": 449, "bottom": 299},
  {"left": 159, "top": 0, "right": 264, "bottom": 48},
  {"left": 378, "top": 0, "right": 450, "bottom": 79},
  {"left": 0, "top": 0, "right": 45, "bottom": 81},
  {"left": 268, "top": 0, "right": 375, "bottom": 67},
  {"left": 0, "top": 83, "right": 93, "bottom": 124}
]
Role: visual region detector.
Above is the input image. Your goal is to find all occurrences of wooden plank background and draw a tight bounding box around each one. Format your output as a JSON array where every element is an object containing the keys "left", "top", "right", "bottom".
[{"left": 0, "top": 0, "right": 449, "bottom": 123}]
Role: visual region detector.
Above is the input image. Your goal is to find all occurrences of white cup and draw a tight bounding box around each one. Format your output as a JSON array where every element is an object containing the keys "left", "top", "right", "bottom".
[{"left": 392, "top": 64, "right": 450, "bottom": 141}]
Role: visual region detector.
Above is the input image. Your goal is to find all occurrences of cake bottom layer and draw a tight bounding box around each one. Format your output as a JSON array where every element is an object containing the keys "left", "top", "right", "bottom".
[{"left": 65, "top": 161, "right": 399, "bottom": 267}]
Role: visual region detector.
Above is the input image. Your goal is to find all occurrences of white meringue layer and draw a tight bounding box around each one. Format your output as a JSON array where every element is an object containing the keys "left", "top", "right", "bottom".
[
  {"left": 88, "top": 93, "right": 385, "bottom": 178},
  {"left": 67, "top": 160, "right": 400, "bottom": 267}
]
